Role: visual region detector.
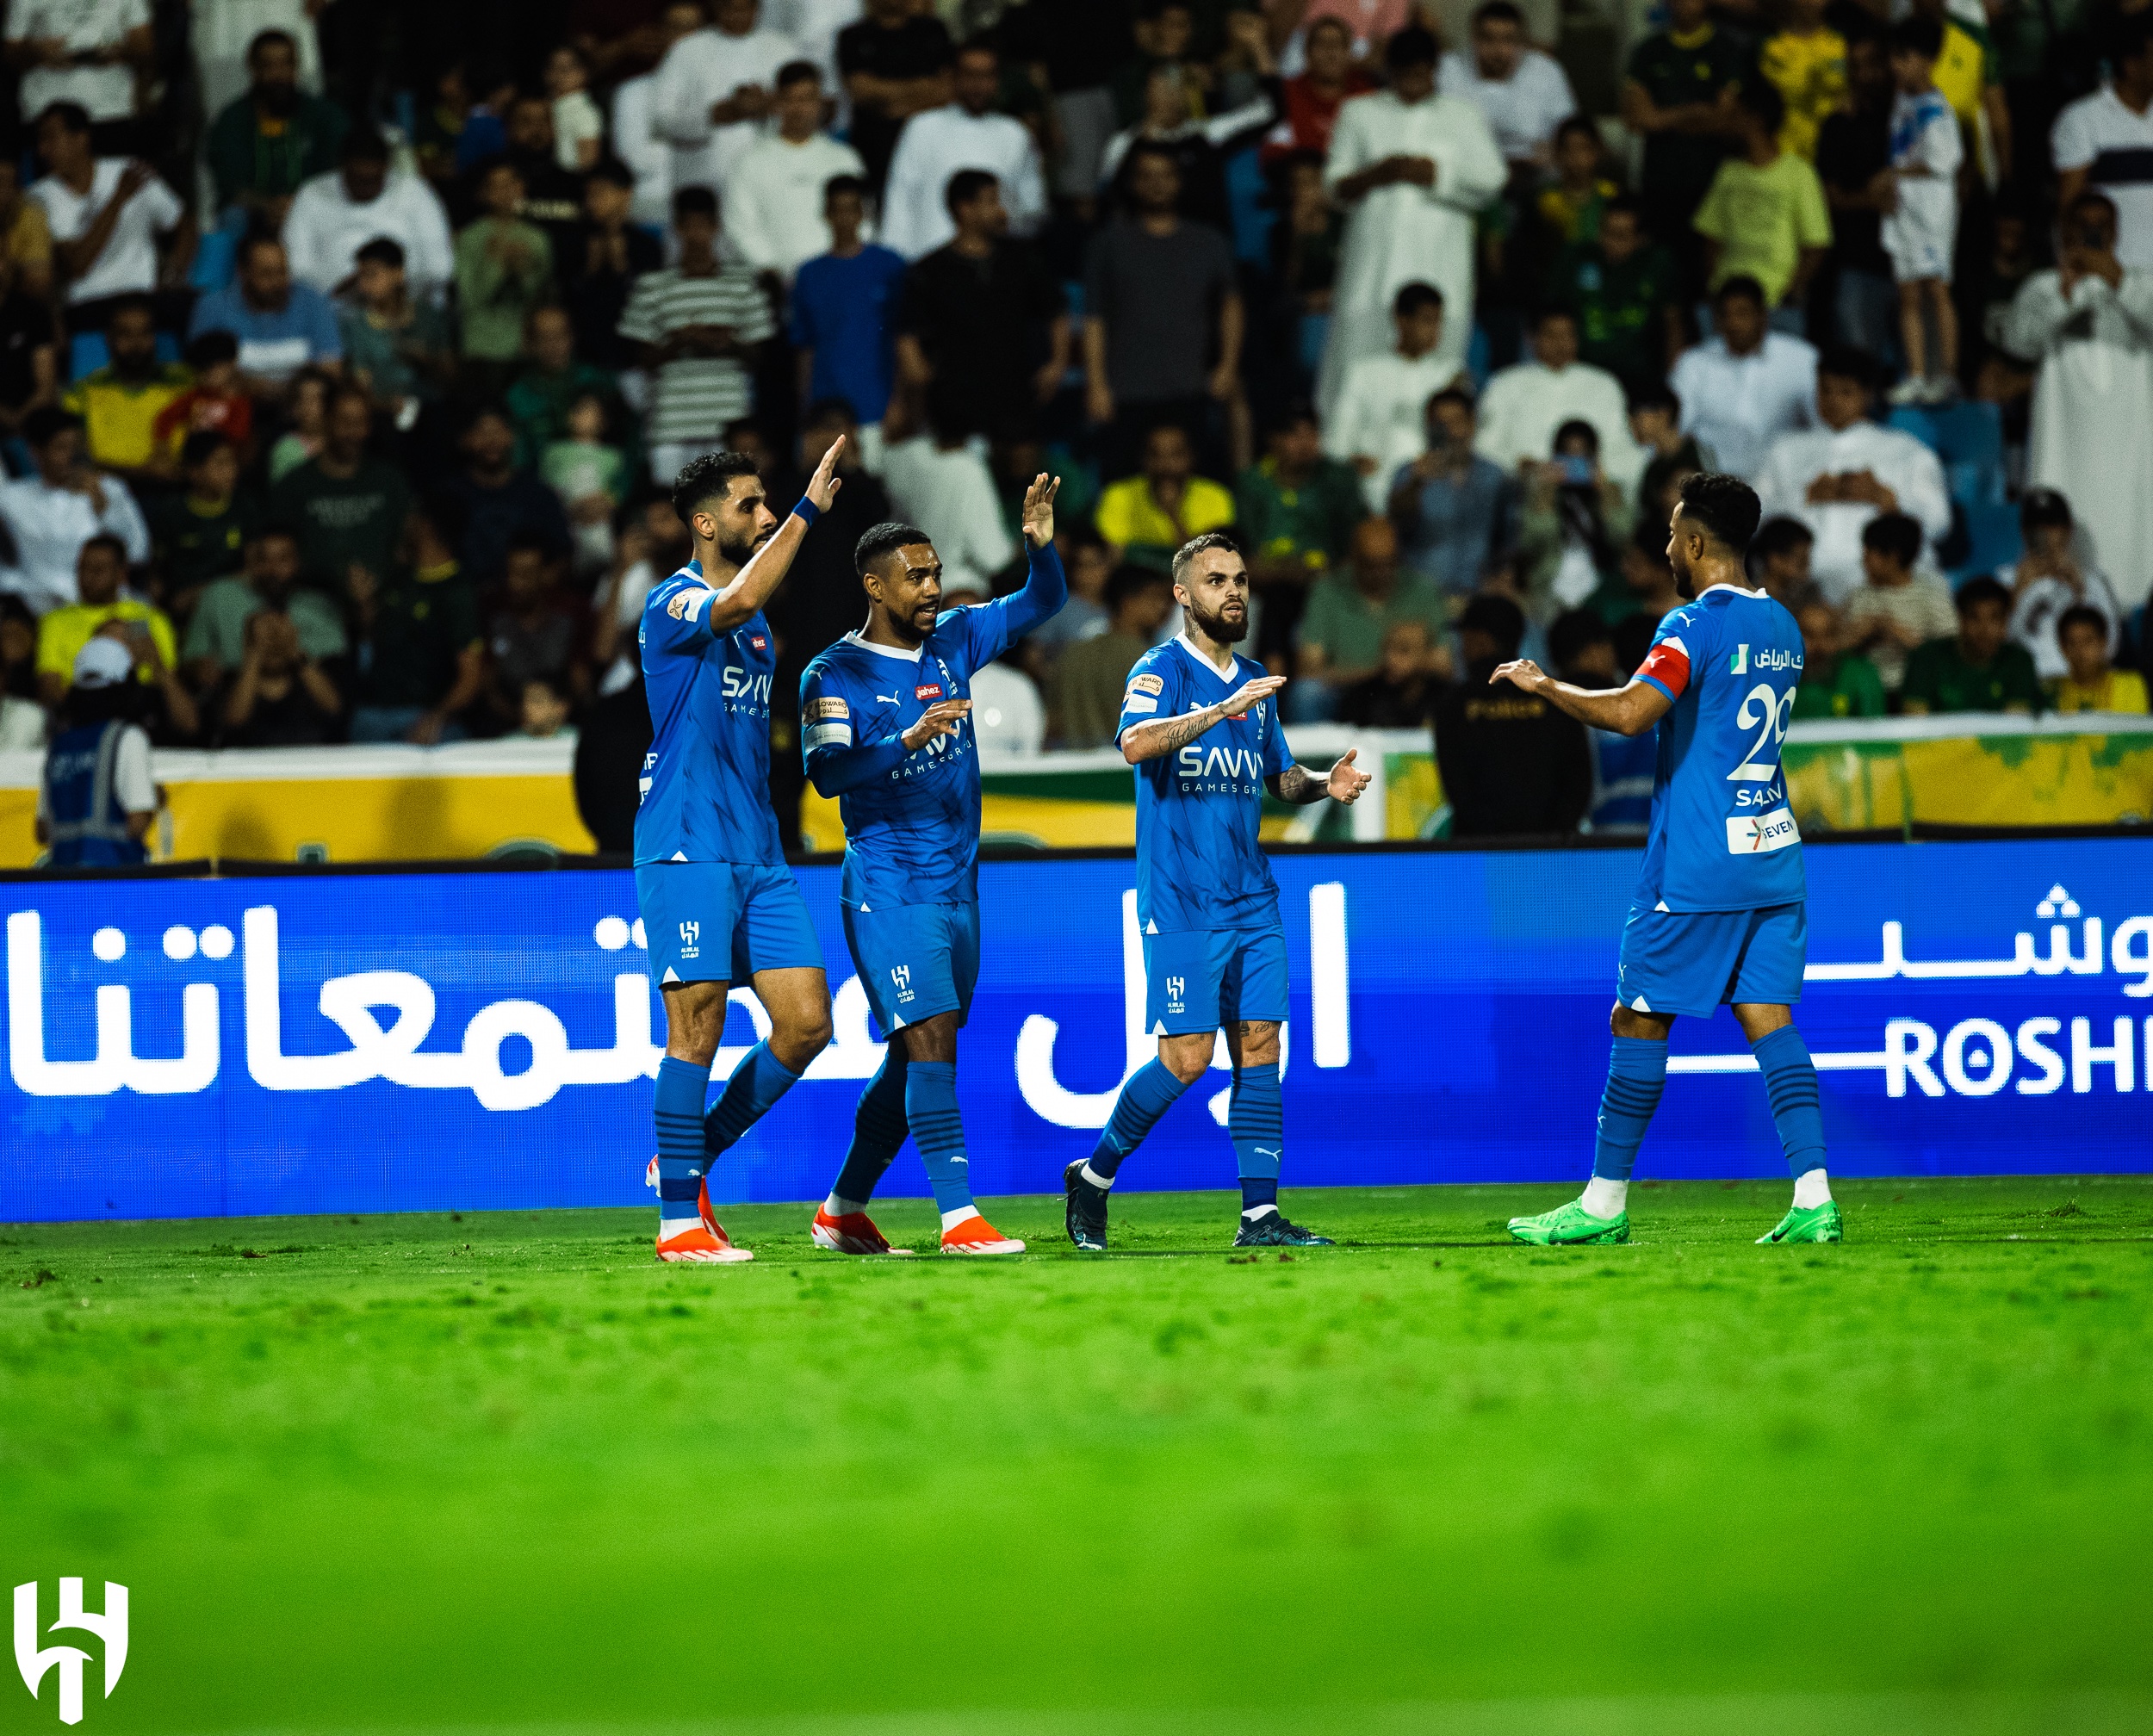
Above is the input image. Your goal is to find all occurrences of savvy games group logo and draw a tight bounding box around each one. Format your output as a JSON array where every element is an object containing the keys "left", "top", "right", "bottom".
[{"left": 13, "top": 1581, "right": 126, "bottom": 1725}]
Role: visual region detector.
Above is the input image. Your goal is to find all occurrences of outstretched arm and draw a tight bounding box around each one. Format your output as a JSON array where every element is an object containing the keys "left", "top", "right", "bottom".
[
  {"left": 1121, "top": 675, "right": 1286, "bottom": 765},
  {"left": 997, "top": 474, "right": 1068, "bottom": 639},
  {"left": 804, "top": 698, "right": 971, "bottom": 797},
  {"left": 707, "top": 437, "right": 845, "bottom": 634},
  {"left": 1268, "top": 747, "right": 1371, "bottom": 805},
  {"left": 1490, "top": 660, "right": 1672, "bottom": 738}
]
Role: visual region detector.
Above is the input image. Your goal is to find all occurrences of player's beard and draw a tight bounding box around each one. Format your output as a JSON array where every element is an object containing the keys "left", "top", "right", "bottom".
[
  {"left": 717, "top": 524, "right": 772, "bottom": 568},
  {"left": 1666, "top": 543, "right": 1697, "bottom": 601},
  {"left": 1188, "top": 596, "right": 1250, "bottom": 644}
]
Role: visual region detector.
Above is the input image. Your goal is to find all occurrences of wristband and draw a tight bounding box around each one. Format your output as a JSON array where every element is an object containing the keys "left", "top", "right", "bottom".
[{"left": 791, "top": 497, "right": 821, "bottom": 528}]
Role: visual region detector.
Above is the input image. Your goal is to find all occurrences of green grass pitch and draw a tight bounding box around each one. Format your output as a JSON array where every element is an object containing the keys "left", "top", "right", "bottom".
[{"left": 4, "top": 1178, "right": 2151, "bottom": 1736}]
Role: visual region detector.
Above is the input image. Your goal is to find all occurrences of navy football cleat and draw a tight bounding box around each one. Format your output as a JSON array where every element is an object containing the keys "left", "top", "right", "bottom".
[
  {"left": 1064, "top": 1161, "right": 1108, "bottom": 1251},
  {"left": 1232, "top": 1212, "right": 1333, "bottom": 1248}
]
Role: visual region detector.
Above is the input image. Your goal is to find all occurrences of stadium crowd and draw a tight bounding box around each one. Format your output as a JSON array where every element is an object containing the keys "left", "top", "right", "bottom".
[{"left": 8, "top": 0, "right": 2153, "bottom": 853}]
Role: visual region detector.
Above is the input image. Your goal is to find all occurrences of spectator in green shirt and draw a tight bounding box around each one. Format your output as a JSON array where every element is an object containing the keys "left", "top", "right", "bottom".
[
  {"left": 1546, "top": 197, "right": 1683, "bottom": 396},
  {"left": 1790, "top": 593, "right": 1886, "bottom": 719},
  {"left": 347, "top": 506, "right": 486, "bottom": 745},
  {"left": 1902, "top": 574, "right": 2045, "bottom": 716},
  {"left": 1692, "top": 80, "right": 1833, "bottom": 320},
  {"left": 505, "top": 305, "right": 634, "bottom": 471},
  {"left": 455, "top": 159, "right": 555, "bottom": 379},
  {"left": 1292, "top": 516, "right": 1447, "bottom": 720},
  {"left": 1235, "top": 400, "right": 1362, "bottom": 657},
  {"left": 182, "top": 524, "right": 348, "bottom": 691},
  {"left": 269, "top": 385, "right": 415, "bottom": 598},
  {"left": 206, "top": 30, "right": 348, "bottom": 229},
  {"left": 1054, "top": 563, "right": 1173, "bottom": 748}
]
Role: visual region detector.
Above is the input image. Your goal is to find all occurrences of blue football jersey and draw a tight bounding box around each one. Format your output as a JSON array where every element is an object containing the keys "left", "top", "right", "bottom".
[
  {"left": 634, "top": 562, "right": 784, "bottom": 867},
  {"left": 1631, "top": 584, "right": 1806, "bottom": 912},
  {"left": 1117, "top": 635, "right": 1291, "bottom": 934}
]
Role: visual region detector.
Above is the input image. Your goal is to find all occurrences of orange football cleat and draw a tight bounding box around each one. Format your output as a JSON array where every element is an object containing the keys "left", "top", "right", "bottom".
[
  {"left": 939, "top": 1213, "right": 1025, "bottom": 1255},
  {"left": 811, "top": 1206, "right": 912, "bottom": 1255},
  {"left": 655, "top": 1223, "right": 754, "bottom": 1264},
  {"left": 645, "top": 1156, "right": 725, "bottom": 1239}
]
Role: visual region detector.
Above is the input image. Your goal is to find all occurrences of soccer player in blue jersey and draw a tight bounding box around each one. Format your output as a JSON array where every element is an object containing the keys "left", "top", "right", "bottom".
[
  {"left": 1492, "top": 473, "right": 1840, "bottom": 1246},
  {"left": 1063, "top": 532, "right": 1371, "bottom": 1252},
  {"left": 636, "top": 440, "right": 847, "bottom": 1265},
  {"left": 796, "top": 473, "right": 1069, "bottom": 1255}
]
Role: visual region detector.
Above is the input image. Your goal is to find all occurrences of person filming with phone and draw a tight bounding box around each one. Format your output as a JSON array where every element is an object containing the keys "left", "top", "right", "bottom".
[{"left": 1517, "top": 418, "right": 1635, "bottom": 621}]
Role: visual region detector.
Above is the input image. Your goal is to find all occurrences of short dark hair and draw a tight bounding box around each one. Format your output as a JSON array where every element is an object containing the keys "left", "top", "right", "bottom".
[
  {"left": 1890, "top": 15, "right": 1945, "bottom": 58},
  {"left": 802, "top": 396, "right": 859, "bottom": 431},
  {"left": 1536, "top": 303, "right": 1579, "bottom": 331},
  {"left": 505, "top": 529, "right": 555, "bottom": 561},
  {"left": 1473, "top": 0, "right": 1525, "bottom": 28},
  {"left": 1751, "top": 515, "right": 1814, "bottom": 562},
  {"left": 854, "top": 520, "right": 934, "bottom": 577},
  {"left": 343, "top": 128, "right": 391, "bottom": 164},
  {"left": 2057, "top": 602, "right": 2109, "bottom": 644},
  {"left": 251, "top": 521, "right": 302, "bottom": 549},
  {"left": 1171, "top": 530, "right": 1240, "bottom": 586},
  {"left": 247, "top": 28, "right": 298, "bottom": 62},
  {"left": 1602, "top": 192, "right": 1643, "bottom": 225},
  {"left": 1860, "top": 510, "right": 1923, "bottom": 567},
  {"left": 1628, "top": 379, "right": 1678, "bottom": 418},
  {"left": 237, "top": 231, "right": 287, "bottom": 269},
  {"left": 2020, "top": 487, "right": 2073, "bottom": 532},
  {"left": 1554, "top": 115, "right": 1599, "bottom": 150},
  {"left": 672, "top": 184, "right": 718, "bottom": 224},
  {"left": 183, "top": 328, "right": 239, "bottom": 369},
  {"left": 2113, "top": 8, "right": 2153, "bottom": 66},
  {"left": 1267, "top": 398, "right": 1320, "bottom": 438},
  {"left": 23, "top": 406, "right": 79, "bottom": 447},
  {"left": 1553, "top": 417, "right": 1598, "bottom": 457},
  {"left": 944, "top": 168, "right": 998, "bottom": 219},
  {"left": 1715, "top": 273, "right": 1768, "bottom": 311},
  {"left": 104, "top": 292, "right": 154, "bottom": 329},
  {"left": 673, "top": 450, "right": 761, "bottom": 524},
  {"left": 179, "top": 430, "right": 231, "bottom": 469},
  {"left": 80, "top": 531, "right": 128, "bottom": 566},
  {"left": 1676, "top": 473, "right": 1763, "bottom": 555},
  {"left": 588, "top": 155, "right": 636, "bottom": 189},
  {"left": 1817, "top": 344, "right": 1883, "bottom": 391},
  {"left": 1384, "top": 24, "right": 1440, "bottom": 71},
  {"left": 34, "top": 102, "right": 91, "bottom": 138},
  {"left": 355, "top": 235, "right": 406, "bottom": 270},
  {"left": 775, "top": 59, "right": 822, "bottom": 90},
  {"left": 1956, "top": 574, "right": 2011, "bottom": 614},
  {"left": 955, "top": 35, "right": 998, "bottom": 63},
  {"left": 1458, "top": 592, "right": 1525, "bottom": 656},
  {"left": 1428, "top": 385, "right": 1475, "bottom": 422},
  {"left": 1393, "top": 280, "right": 1443, "bottom": 319},
  {"left": 1548, "top": 606, "right": 1613, "bottom": 669},
  {"left": 824, "top": 173, "right": 866, "bottom": 207},
  {"left": 1740, "top": 78, "right": 1786, "bottom": 133}
]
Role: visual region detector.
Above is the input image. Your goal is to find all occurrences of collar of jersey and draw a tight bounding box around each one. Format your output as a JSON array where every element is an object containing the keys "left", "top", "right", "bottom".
[
  {"left": 846, "top": 629, "right": 922, "bottom": 664},
  {"left": 1173, "top": 630, "right": 1237, "bottom": 680},
  {"left": 1696, "top": 581, "right": 1767, "bottom": 600}
]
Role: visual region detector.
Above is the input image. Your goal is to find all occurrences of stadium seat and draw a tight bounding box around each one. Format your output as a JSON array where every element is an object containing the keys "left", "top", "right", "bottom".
[
  {"left": 1887, "top": 400, "right": 2005, "bottom": 506},
  {"left": 1950, "top": 499, "right": 2022, "bottom": 585}
]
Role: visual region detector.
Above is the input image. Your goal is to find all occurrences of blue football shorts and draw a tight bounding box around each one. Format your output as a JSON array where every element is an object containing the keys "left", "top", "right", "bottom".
[
  {"left": 1143, "top": 925, "right": 1290, "bottom": 1037},
  {"left": 635, "top": 860, "right": 824, "bottom": 989},
  {"left": 843, "top": 899, "right": 981, "bottom": 1033},
  {"left": 1615, "top": 901, "right": 1807, "bottom": 1019}
]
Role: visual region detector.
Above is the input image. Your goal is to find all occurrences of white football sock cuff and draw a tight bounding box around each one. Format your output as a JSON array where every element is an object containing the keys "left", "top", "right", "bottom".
[
  {"left": 1240, "top": 1201, "right": 1279, "bottom": 1221},
  {"left": 824, "top": 1194, "right": 867, "bottom": 1217},
  {"left": 1079, "top": 1162, "right": 1114, "bottom": 1191},
  {"left": 1581, "top": 1176, "right": 1629, "bottom": 1219},
  {"left": 1792, "top": 1168, "right": 1832, "bottom": 1210},
  {"left": 940, "top": 1205, "right": 981, "bottom": 1231}
]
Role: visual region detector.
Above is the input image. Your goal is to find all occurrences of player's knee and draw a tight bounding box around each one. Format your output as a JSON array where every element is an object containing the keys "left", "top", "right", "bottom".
[
  {"left": 1159, "top": 1042, "right": 1213, "bottom": 1086},
  {"left": 782, "top": 1008, "right": 835, "bottom": 1062}
]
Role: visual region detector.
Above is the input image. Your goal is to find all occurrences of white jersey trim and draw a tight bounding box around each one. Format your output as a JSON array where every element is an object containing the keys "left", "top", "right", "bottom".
[
  {"left": 845, "top": 630, "right": 923, "bottom": 664},
  {"left": 1173, "top": 631, "right": 1238, "bottom": 680}
]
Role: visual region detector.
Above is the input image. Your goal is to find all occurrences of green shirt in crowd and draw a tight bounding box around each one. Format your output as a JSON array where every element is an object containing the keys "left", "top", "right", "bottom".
[
  {"left": 1234, "top": 456, "right": 1364, "bottom": 578},
  {"left": 270, "top": 456, "right": 414, "bottom": 595},
  {"left": 1692, "top": 150, "right": 1833, "bottom": 305},
  {"left": 357, "top": 561, "right": 481, "bottom": 710},
  {"left": 1299, "top": 572, "right": 1447, "bottom": 678},
  {"left": 182, "top": 577, "right": 350, "bottom": 675},
  {"left": 1548, "top": 240, "right": 1680, "bottom": 394},
  {"left": 206, "top": 90, "right": 348, "bottom": 210},
  {"left": 1790, "top": 650, "right": 1888, "bottom": 721},
  {"left": 504, "top": 361, "right": 630, "bottom": 468},
  {"left": 1901, "top": 636, "right": 2044, "bottom": 716},
  {"left": 454, "top": 218, "right": 555, "bottom": 363}
]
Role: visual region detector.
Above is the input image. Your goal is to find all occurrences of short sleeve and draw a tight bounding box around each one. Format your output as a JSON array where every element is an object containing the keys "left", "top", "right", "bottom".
[
  {"left": 1691, "top": 170, "right": 1729, "bottom": 241},
  {"left": 142, "top": 176, "right": 183, "bottom": 230},
  {"left": 1261, "top": 693, "right": 1290, "bottom": 778},
  {"left": 2051, "top": 102, "right": 2094, "bottom": 171},
  {"left": 1637, "top": 605, "right": 1704, "bottom": 702},
  {"left": 1115, "top": 653, "right": 1174, "bottom": 742},
  {"left": 798, "top": 660, "right": 856, "bottom": 755},
  {"left": 1793, "top": 163, "right": 1833, "bottom": 247},
  {"left": 617, "top": 275, "right": 661, "bottom": 344},
  {"left": 642, "top": 582, "right": 717, "bottom": 654},
  {"left": 112, "top": 725, "right": 155, "bottom": 815}
]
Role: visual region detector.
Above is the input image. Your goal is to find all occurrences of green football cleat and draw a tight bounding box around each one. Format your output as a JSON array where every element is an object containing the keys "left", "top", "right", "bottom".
[
  {"left": 1757, "top": 1200, "right": 1844, "bottom": 1244},
  {"left": 1507, "top": 1200, "right": 1629, "bottom": 1246}
]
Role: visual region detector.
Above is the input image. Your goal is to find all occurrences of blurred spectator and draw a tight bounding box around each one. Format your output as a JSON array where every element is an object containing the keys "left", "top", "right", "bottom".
[
  {"left": 152, "top": 332, "right": 252, "bottom": 463},
  {"left": 1758, "top": 0, "right": 1845, "bottom": 162},
  {"left": 592, "top": 490, "right": 693, "bottom": 696},
  {"left": 653, "top": 0, "right": 801, "bottom": 196},
  {"left": 63, "top": 294, "right": 188, "bottom": 483},
  {"left": 1755, "top": 344, "right": 1948, "bottom": 601},
  {"left": 510, "top": 676, "right": 575, "bottom": 741},
  {"left": 219, "top": 605, "right": 342, "bottom": 746},
  {"left": 1432, "top": 591, "right": 1591, "bottom": 837},
  {"left": 1901, "top": 574, "right": 2044, "bottom": 716},
  {"left": 267, "top": 364, "right": 330, "bottom": 481},
  {"left": 1549, "top": 604, "right": 1654, "bottom": 832},
  {"left": 1623, "top": 0, "right": 1747, "bottom": 294},
  {"left": 883, "top": 39, "right": 1045, "bottom": 260},
  {"left": 619, "top": 186, "right": 774, "bottom": 481},
  {"left": 1840, "top": 510, "right": 1955, "bottom": 692},
  {"left": 1055, "top": 562, "right": 1172, "bottom": 747},
  {"left": 0, "top": 595, "right": 34, "bottom": 697},
  {"left": 542, "top": 391, "right": 629, "bottom": 575},
  {"left": 9, "top": 1, "right": 152, "bottom": 149},
  {"left": 1816, "top": 30, "right": 1896, "bottom": 364},
  {"left": 1339, "top": 617, "right": 1444, "bottom": 728},
  {"left": 1100, "top": 53, "right": 1275, "bottom": 237},
  {"left": 183, "top": 523, "right": 344, "bottom": 690},
  {"left": 1668, "top": 276, "right": 1817, "bottom": 480},
  {"left": 0, "top": 207, "right": 57, "bottom": 438},
  {"left": 999, "top": 0, "right": 1134, "bottom": 207},
  {"left": 0, "top": 644, "right": 41, "bottom": 747},
  {"left": 30, "top": 104, "right": 187, "bottom": 323},
  {"left": 1692, "top": 82, "right": 1832, "bottom": 326},
  {"left": 1545, "top": 196, "right": 1680, "bottom": 399},
  {"left": 1260, "top": 16, "right": 1374, "bottom": 165},
  {"left": 1325, "top": 282, "right": 1461, "bottom": 513},
  {"left": 2006, "top": 489, "right": 2122, "bottom": 683},
  {"left": 188, "top": 233, "right": 343, "bottom": 393},
  {"left": 338, "top": 238, "right": 455, "bottom": 425},
  {"left": 1629, "top": 382, "right": 1703, "bottom": 509},
  {"left": 1320, "top": 26, "right": 1505, "bottom": 416},
  {"left": 1294, "top": 516, "right": 1444, "bottom": 718},
  {"left": 269, "top": 384, "right": 413, "bottom": 598},
  {"left": 437, "top": 405, "right": 573, "bottom": 588},
  {"left": 35, "top": 636, "right": 153, "bottom": 867},
  {"left": 837, "top": 0, "right": 953, "bottom": 193},
  {"left": 1880, "top": 16, "right": 1959, "bottom": 406},
  {"left": 1095, "top": 422, "right": 1234, "bottom": 574},
  {"left": 347, "top": 507, "right": 485, "bottom": 744},
  {"left": 1790, "top": 592, "right": 1886, "bottom": 720},
  {"left": 938, "top": 568, "right": 1044, "bottom": 758},
  {"left": 610, "top": 2, "right": 706, "bottom": 227},
  {"left": 34, "top": 534, "right": 195, "bottom": 738},
  {"left": 1576, "top": 516, "right": 1679, "bottom": 629},
  {"left": 455, "top": 158, "right": 555, "bottom": 377},
  {"left": 2007, "top": 192, "right": 2153, "bottom": 613},
  {"left": 764, "top": 399, "right": 891, "bottom": 670},
  {"left": 0, "top": 406, "right": 149, "bottom": 615},
  {"left": 546, "top": 46, "right": 605, "bottom": 174},
  {"left": 1475, "top": 307, "right": 1645, "bottom": 495},
  {"left": 1518, "top": 418, "right": 1634, "bottom": 618},
  {"left": 2050, "top": 603, "right": 2150, "bottom": 714},
  {"left": 880, "top": 394, "right": 1016, "bottom": 597},
  {"left": 1297, "top": 0, "right": 1412, "bottom": 64},
  {"left": 2051, "top": 14, "right": 2153, "bottom": 270},
  {"left": 0, "top": 158, "right": 54, "bottom": 304},
  {"left": 1083, "top": 146, "right": 1239, "bottom": 473},
  {"left": 1238, "top": 401, "right": 1362, "bottom": 629},
  {"left": 1438, "top": 1, "right": 1577, "bottom": 172},
  {"left": 1388, "top": 386, "right": 1511, "bottom": 598},
  {"left": 791, "top": 175, "right": 906, "bottom": 455},
  {"left": 1748, "top": 515, "right": 1815, "bottom": 607},
  {"left": 284, "top": 130, "right": 456, "bottom": 300},
  {"left": 193, "top": 0, "right": 321, "bottom": 121},
  {"left": 1535, "top": 117, "right": 1620, "bottom": 251},
  {"left": 1025, "top": 529, "right": 1112, "bottom": 669},
  {"left": 565, "top": 159, "right": 663, "bottom": 370},
  {"left": 484, "top": 534, "right": 586, "bottom": 728},
  {"left": 501, "top": 92, "right": 589, "bottom": 270},
  {"left": 147, "top": 431, "right": 255, "bottom": 610},
  {"left": 723, "top": 63, "right": 866, "bottom": 284},
  {"left": 1269, "top": 148, "right": 1344, "bottom": 389},
  {"left": 897, "top": 170, "right": 1065, "bottom": 443},
  {"left": 206, "top": 28, "right": 346, "bottom": 229}
]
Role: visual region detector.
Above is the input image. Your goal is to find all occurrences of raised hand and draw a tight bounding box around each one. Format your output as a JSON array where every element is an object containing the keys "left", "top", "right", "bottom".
[
  {"left": 805, "top": 434, "right": 846, "bottom": 512},
  {"left": 1021, "top": 472, "right": 1059, "bottom": 546},
  {"left": 902, "top": 698, "right": 971, "bottom": 752},
  {"left": 1219, "top": 674, "right": 1287, "bottom": 719},
  {"left": 1490, "top": 658, "right": 1548, "bottom": 693}
]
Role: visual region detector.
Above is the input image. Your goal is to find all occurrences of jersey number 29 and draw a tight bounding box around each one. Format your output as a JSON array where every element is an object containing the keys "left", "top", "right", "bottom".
[{"left": 1727, "top": 682, "right": 1796, "bottom": 784}]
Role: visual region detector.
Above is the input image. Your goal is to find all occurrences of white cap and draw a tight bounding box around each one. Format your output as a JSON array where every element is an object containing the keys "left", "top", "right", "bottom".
[{"left": 72, "top": 636, "right": 135, "bottom": 690}]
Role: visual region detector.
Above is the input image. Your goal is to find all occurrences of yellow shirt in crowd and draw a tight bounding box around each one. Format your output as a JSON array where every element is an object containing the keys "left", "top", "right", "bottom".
[
  {"left": 36, "top": 601, "right": 177, "bottom": 690},
  {"left": 1759, "top": 27, "right": 1846, "bottom": 160},
  {"left": 1094, "top": 475, "right": 1237, "bottom": 565},
  {"left": 1693, "top": 151, "right": 1833, "bottom": 305},
  {"left": 63, "top": 364, "right": 191, "bottom": 472},
  {"left": 2049, "top": 669, "right": 2150, "bottom": 715}
]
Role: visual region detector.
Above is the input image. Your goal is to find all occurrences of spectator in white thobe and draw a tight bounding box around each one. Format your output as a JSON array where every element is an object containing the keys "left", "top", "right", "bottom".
[
  {"left": 610, "top": 2, "right": 705, "bottom": 228},
  {"left": 878, "top": 40, "right": 1044, "bottom": 260},
  {"left": 1320, "top": 26, "right": 1505, "bottom": 419},
  {"left": 651, "top": 0, "right": 799, "bottom": 195},
  {"left": 723, "top": 62, "right": 867, "bottom": 283},
  {"left": 880, "top": 409, "right": 1017, "bottom": 598},
  {"left": 1753, "top": 345, "right": 1951, "bottom": 602},
  {"left": 2005, "top": 191, "right": 2153, "bottom": 610},
  {"left": 0, "top": 408, "right": 150, "bottom": 617},
  {"left": 1667, "top": 275, "right": 1818, "bottom": 480},
  {"left": 1324, "top": 281, "right": 1465, "bottom": 512},
  {"left": 1474, "top": 308, "right": 1647, "bottom": 494},
  {"left": 282, "top": 133, "right": 454, "bottom": 298},
  {"left": 1437, "top": 0, "right": 1577, "bottom": 169}
]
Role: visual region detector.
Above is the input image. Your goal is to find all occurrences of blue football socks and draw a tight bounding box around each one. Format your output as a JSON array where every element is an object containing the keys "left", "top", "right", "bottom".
[
  {"left": 1085, "top": 1058, "right": 1190, "bottom": 1186},
  {"left": 829, "top": 1047, "right": 909, "bottom": 1209},
  {"left": 1591, "top": 1036, "right": 1668, "bottom": 1181},
  {"left": 654, "top": 1056, "right": 710, "bottom": 1232},
  {"left": 1230, "top": 1063, "right": 1283, "bottom": 1215},
  {"left": 703, "top": 1040, "right": 802, "bottom": 1158},
  {"left": 904, "top": 1061, "right": 973, "bottom": 1218},
  {"left": 1753, "top": 1024, "right": 1827, "bottom": 1176}
]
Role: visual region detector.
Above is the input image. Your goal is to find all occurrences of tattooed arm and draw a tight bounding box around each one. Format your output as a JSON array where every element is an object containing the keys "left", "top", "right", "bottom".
[
  {"left": 1268, "top": 748, "right": 1372, "bottom": 805},
  {"left": 1120, "top": 675, "right": 1286, "bottom": 765}
]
